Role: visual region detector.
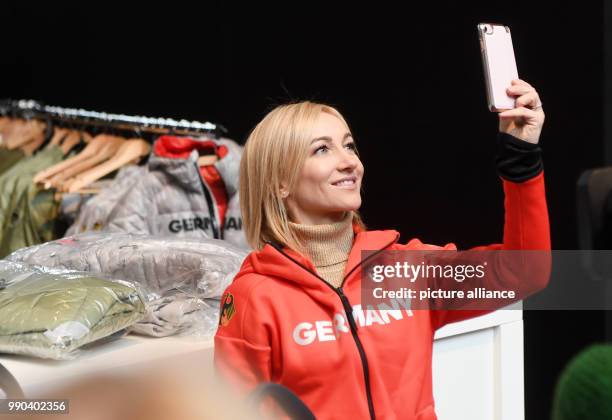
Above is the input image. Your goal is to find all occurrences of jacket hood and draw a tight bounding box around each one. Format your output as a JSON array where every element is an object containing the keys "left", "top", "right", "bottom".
[
  {"left": 153, "top": 135, "right": 229, "bottom": 160},
  {"left": 235, "top": 222, "right": 400, "bottom": 295},
  {"left": 150, "top": 135, "right": 242, "bottom": 197},
  {"left": 147, "top": 150, "right": 202, "bottom": 192}
]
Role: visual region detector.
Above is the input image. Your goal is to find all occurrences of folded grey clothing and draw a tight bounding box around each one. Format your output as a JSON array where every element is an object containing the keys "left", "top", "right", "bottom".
[
  {"left": 131, "top": 295, "right": 220, "bottom": 338},
  {"left": 7, "top": 233, "right": 247, "bottom": 337},
  {"left": 0, "top": 261, "right": 146, "bottom": 360},
  {"left": 7, "top": 232, "right": 248, "bottom": 299}
]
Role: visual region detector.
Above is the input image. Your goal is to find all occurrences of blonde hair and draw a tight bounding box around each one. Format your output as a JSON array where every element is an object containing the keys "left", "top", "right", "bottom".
[{"left": 240, "top": 101, "right": 366, "bottom": 252}]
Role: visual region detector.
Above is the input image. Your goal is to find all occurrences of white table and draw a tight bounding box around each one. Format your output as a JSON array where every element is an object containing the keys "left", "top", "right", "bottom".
[
  {"left": 433, "top": 307, "right": 524, "bottom": 420},
  {"left": 0, "top": 335, "right": 215, "bottom": 397},
  {"left": 1, "top": 309, "right": 523, "bottom": 419}
]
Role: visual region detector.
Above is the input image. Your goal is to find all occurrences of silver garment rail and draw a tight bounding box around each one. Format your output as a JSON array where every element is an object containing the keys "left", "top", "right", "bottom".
[{"left": 0, "top": 99, "right": 227, "bottom": 137}]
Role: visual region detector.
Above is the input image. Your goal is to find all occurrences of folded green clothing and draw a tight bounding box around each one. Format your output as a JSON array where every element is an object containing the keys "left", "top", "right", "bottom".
[{"left": 0, "top": 264, "right": 146, "bottom": 360}]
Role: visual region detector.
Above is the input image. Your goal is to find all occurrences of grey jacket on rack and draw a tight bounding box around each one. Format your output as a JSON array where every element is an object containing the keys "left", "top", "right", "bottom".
[
  {"left": 104, "top": 136, "right": 248, "bottom": 250},
  {"left": 65, "top": 165, "right": 146, "bottom": 235}
]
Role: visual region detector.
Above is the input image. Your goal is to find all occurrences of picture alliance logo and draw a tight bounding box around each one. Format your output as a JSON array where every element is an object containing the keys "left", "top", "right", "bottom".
[{"left": 167, "top": 216, "right": 243, "bottom": 233}]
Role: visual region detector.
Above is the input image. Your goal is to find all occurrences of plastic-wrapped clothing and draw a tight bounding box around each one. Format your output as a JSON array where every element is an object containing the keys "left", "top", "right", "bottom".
[
  {"left": 7, "top": 232, "right": 248, "bottom": 337},
  {"left": 134, "top": 295, "right": 220, "bottom": 337},
  {"left": 65, "top": 165, "right": 146, "bottom": 235},
  {"left": 0, "top": 260, "right": 146, "bottom": 360},
  {"left": 103, "top": 136, "right": 248, "bottom": 249},
  {"left": 7, "top": 232, "right": 247, "bottom": 298}
]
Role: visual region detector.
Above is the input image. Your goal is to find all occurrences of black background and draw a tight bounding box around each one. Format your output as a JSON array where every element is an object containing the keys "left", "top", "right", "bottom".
[{"left": 2, "top": 2, "right": 606, "bottom": 418}]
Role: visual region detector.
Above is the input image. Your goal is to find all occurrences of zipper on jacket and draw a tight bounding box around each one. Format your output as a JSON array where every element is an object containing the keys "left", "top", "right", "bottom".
[
  {"left": 193, "top": 162, "right": 220, "bottom": 239},
  {"left": 268, "top": 233, "right": 399, "bottom": 420},
  {"left": 337, "top": 287, "right": 376, "bottom": 420}
]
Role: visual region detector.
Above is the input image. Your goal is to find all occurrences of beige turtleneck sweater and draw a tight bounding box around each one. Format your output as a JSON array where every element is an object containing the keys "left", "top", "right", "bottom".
[{"left": 287, "top": 212, "right": 355, "bottom": 288}]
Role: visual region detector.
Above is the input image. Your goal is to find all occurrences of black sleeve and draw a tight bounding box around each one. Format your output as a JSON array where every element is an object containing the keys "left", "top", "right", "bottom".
[{"left": 495, "top": 132, "right": 543, "bottom": 183}]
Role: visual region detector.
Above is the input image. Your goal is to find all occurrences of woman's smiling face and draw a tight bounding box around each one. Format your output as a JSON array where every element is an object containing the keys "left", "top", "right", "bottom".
[{"left": 283, "top": 111, "right": 364, "bottom": 225}]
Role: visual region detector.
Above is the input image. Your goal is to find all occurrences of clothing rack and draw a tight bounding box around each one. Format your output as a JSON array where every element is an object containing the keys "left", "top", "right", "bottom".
[{"left": 0, "top": 99, "right": 228, "bottom": 138}]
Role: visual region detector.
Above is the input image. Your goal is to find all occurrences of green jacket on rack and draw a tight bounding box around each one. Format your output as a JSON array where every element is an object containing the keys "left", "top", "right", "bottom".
[
  {"left": 0, "top": 147, "right": 25, "bottom": 176},
  {"left": 0, "top": 145, "right": 63, "bottom": 257}
]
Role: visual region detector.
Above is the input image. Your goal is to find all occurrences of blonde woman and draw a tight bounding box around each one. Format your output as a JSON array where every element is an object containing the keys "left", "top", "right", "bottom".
[{"left": 215, "top": 79, "right": 549, "bottom": 419}]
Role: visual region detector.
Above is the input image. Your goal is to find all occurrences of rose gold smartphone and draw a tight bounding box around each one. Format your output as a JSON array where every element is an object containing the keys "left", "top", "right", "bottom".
[{"left": 477, "top": 23, "right": 519, "bottom": 112}]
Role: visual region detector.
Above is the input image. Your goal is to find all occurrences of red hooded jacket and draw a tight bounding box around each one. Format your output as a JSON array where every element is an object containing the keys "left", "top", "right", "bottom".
[{"left": 214, "top": 172, "right": 550, "bottom": 420}]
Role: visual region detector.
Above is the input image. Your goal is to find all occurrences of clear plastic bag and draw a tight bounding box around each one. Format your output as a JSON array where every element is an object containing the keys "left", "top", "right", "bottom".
[
  {"left": 133, "top": 296, "right": 222, "bottom": 339},
  {"left": 7, "top": 233, "right": 248, "bottom": 338},
  {"left": 0, "top": 261, "right": 146, "bottom": 360}
]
